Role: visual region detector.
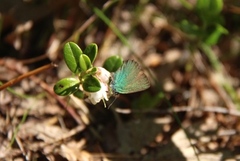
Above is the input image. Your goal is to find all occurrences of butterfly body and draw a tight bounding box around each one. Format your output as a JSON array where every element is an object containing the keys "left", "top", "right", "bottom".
[{"left": 110, "top": 60, "right": 150, "bottom": 94}]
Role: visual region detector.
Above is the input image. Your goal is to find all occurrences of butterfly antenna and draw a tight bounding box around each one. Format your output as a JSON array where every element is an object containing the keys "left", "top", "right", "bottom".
[{"left": 107, "top": 96, "right": 117, "bottom": 109}]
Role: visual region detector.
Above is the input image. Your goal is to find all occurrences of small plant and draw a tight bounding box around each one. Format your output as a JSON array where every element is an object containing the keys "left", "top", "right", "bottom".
[
  {"left": 53, "top": 42, "right": 150, "bottom": 107},
  {"left": 179, "top": 0, "right": 228, "bottom": 45}
]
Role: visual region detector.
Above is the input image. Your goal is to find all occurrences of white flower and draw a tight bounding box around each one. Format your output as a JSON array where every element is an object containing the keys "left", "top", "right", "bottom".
[
  {"left": 84, "top": 67, "right": 111, "bottom": 105},
  {"left": 87, "top": 82, "right": 109, "bottom": 105}
]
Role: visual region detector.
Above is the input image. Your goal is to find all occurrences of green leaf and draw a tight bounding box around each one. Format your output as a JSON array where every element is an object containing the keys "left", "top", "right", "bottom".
[
  {"left": 84, "top": 43, "right": 98, "bottom": 63},
  {"left": 79, "top": 54, "right": 92, "bottom": 72},
  {"left": 73, "top": 90, "right": 84, "bottom": 99},
  {"left": 53, "top": 78, "right": 79, "bottom": 96},
  {"left": 63, "top": 42, "right": 83, "bottom": 73},
  {"left": 204, "top": 24, "right": 228, "bottom": 45},
  {"left": 82, "top": 75, "right": 101, "bottom": 92},
  {"left": 178, "top": 19, "right": 201, "bottom": 37},
  {"left": 86, "top": 67, "right": 97, "bottom": 75},
  {"left": 103, "top": 55, "right": 123, "bottom": 72},
  {"left": 196, "top": 0, "right": 223, "bottom": 20}
]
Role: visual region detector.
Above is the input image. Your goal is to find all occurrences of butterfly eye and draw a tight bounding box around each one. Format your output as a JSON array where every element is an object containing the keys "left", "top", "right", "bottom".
[{"left": 108, "top": 75, "right": 113, "bottom": 84}]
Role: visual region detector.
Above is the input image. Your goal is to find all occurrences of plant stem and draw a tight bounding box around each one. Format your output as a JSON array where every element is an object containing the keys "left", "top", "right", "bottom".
[{"left": 0, "top": 63, "right": 57, "bottom": 91}]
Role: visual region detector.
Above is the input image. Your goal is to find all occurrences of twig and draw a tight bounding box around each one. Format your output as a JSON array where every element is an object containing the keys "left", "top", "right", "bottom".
[
  {"left": 1, "top": 58, "right": 85, "bottom": 125},
  {"left": 115, "top": 106, "right": 240, "bottom": 116},
  {"left": 65, "top": 0, "right": 116, "bottom": 43},
  {"left": 30, "top": 75, "right": 85, "bottom": 126},
  {"left": 0, "top": 63, "right": 57, "bottom": 91}
]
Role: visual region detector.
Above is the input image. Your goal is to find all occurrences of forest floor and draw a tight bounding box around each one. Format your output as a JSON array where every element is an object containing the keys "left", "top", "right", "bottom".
[{"left": 1, "top": 0, "right": 240, "bottom": 161}]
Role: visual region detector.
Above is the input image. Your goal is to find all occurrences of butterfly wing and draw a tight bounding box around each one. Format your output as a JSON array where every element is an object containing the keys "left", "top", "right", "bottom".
[{"left": 112, "top": 61, "right": 150, "bottom": 94}]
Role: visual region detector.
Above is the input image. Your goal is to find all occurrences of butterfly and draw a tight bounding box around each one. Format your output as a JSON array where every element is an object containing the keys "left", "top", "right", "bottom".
[{"left": 110, "top": 60, "right": 150, "bottom": 94}]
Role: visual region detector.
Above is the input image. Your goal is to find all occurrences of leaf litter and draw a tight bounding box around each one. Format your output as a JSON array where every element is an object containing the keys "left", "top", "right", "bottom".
[{"left": 1, "top": 1, "right": 240, "bottom": 161}]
